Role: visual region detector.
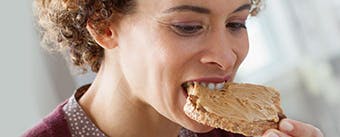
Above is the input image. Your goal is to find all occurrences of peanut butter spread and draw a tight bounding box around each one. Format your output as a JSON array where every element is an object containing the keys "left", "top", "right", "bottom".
[{"left": 187, "top": 83, "right": 282, "bottom": 122}]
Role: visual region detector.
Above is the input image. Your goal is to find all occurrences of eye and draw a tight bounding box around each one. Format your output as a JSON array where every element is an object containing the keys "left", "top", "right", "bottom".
[
  {"left": 226, "top": 22, "right": 247, "bottom": 32},
  {"left": 170, "top": 24, "right": 204, "bottom": 37}
]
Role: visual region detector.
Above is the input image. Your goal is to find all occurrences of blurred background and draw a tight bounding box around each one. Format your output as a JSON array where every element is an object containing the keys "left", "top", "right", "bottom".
[{"left": 0, "top": 0, "right": 339, "bottom": 136}]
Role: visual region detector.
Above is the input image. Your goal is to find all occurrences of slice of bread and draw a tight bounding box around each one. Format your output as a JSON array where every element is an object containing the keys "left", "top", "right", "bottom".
[{"left": 183, "top": 82, "right": 286, "bottom": 136}]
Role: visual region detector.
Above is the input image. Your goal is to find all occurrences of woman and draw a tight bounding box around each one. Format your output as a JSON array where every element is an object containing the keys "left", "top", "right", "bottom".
[{"left": 26, "top": 0, "right": 324, "bottom": 137}]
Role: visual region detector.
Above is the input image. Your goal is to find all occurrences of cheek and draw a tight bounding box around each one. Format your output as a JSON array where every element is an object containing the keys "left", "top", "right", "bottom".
[
  {"left": 117, "top": 21, "right": 184, "bottom": 101},
  {"left": 243, "top": 35, "right": 250, "bottom": 60},
  {"left": 148, "top": 35, "right": 187, "bottom": 94},
  {"left": 141, "top": 28, "right": 192, "bottom": 117},
  {"left": 236, "top": 32, "right": 250, "bottom": 62}
]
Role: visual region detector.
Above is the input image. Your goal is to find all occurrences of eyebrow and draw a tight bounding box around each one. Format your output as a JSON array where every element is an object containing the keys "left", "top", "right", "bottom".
[
  {"left": 163, "top": 5, "right": 211, "bottom": 14},
  {"left": 232, "top": 3, "right": 251, "bottom": 13},
  {"left": 163, "top": 3, "right": 252, "bottom": 14}
]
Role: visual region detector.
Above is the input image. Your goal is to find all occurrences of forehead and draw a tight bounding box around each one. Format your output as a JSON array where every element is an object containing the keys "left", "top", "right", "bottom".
[{"left": 137, "top": 0, "right": 250, "bottom": 15}]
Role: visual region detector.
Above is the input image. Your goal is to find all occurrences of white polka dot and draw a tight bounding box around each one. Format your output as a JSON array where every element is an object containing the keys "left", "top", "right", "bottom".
[{"left": 63, "top": 96, "right": 107, "bottom": 137}]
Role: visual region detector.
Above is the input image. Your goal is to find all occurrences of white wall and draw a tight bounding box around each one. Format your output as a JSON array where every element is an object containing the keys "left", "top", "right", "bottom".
[{"left": 0, "top": 1, "right": 75, "bottom": 136}]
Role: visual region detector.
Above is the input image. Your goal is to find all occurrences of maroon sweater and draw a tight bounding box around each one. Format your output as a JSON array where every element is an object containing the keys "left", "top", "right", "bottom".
[{"left": 23, "top": 101, "right": 245, "bottom": 137}]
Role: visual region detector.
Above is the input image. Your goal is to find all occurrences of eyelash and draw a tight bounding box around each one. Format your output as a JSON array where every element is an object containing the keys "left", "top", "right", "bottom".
[
  {"left": 170, "top": 22, "right": 247, "bottom": 37},
  {"left": 226, "top": 22, "right": 247, "bottom": 32},
  {"left": 170, "top": 24, "right": 204, "bottom": 37}
]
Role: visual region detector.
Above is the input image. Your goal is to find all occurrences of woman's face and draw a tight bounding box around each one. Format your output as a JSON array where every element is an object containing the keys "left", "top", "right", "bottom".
[{"left": 115, "top": 0, "right": 250, "bottom": 132}]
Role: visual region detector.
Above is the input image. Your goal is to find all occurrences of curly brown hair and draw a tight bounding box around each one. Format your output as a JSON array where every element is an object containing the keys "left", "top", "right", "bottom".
[{"left": 33, "top": 0, "right": 263, "bottom": 73}]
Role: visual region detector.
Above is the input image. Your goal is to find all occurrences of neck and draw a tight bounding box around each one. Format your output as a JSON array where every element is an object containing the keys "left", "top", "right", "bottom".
[{"left": 79, "top": 58, "right": 181, "bottom": 137}]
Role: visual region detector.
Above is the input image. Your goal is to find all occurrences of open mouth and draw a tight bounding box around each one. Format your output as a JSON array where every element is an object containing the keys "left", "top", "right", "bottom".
[
  {"left": 181, "top": 81, "right": 229, "bottom": 98},
  {"left": 181, "top": 83, "right": 190, "bottom": 98}
]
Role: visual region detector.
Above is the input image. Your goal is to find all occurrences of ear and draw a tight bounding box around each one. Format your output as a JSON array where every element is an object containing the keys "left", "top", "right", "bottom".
[{"left": 86, "top": 22, "right": 118, "bottom": 49}]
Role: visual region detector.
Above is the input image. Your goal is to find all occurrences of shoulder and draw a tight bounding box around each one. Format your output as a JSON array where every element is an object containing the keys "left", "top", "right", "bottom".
[{"left": 22, "top": 100, "right": 72, "bottom": 137}]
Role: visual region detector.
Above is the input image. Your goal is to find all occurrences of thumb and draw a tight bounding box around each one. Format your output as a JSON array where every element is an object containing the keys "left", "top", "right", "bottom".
[{"left": 279, "top": 119, "right": 323, "bottom": 137}]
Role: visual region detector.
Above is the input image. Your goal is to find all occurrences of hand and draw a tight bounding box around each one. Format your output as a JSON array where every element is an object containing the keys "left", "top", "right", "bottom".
[{"left": 262, "top": 118, "right": 324, "bottom": 137}]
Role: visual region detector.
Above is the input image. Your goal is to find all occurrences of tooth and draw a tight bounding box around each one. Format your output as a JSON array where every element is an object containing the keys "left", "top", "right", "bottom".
[
  {"left": 208, "top": 83, "right": 215, "bottom": 90},
  {"left": 200, "top": 82, "right": 207, "bottom": 87},
  {"left": 216, "top": 83, "right": 224, "bottom": 90}
]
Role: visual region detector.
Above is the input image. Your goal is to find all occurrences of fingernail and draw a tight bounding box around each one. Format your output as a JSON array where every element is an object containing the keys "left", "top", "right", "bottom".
[
  {"left": 267, "top": 132, "right": 279, "bottom": 137},
  {"left": 280, "top": 120, "right": 294, "bottom": 132}
]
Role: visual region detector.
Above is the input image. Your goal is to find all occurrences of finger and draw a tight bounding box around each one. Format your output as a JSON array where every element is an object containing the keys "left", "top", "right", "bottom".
[
  {"left": 279, "top": 119, "right": 324, "bottom": 137},
  {"left": 263, "top": 129, "right": 292, "bottom": 137}
]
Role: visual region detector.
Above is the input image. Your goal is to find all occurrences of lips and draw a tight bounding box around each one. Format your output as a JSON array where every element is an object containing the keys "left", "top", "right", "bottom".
[
  {"left": 187, "top": 76, "right": 232, "bottom": 83},
  {"left": 181, "top": 76, "right": 232, "bottom": 95}
]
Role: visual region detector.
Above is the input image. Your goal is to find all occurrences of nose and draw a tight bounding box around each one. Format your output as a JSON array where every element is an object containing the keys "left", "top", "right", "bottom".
[{"left": 200, "top": 31, "right": 237, "bottom": 71}]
